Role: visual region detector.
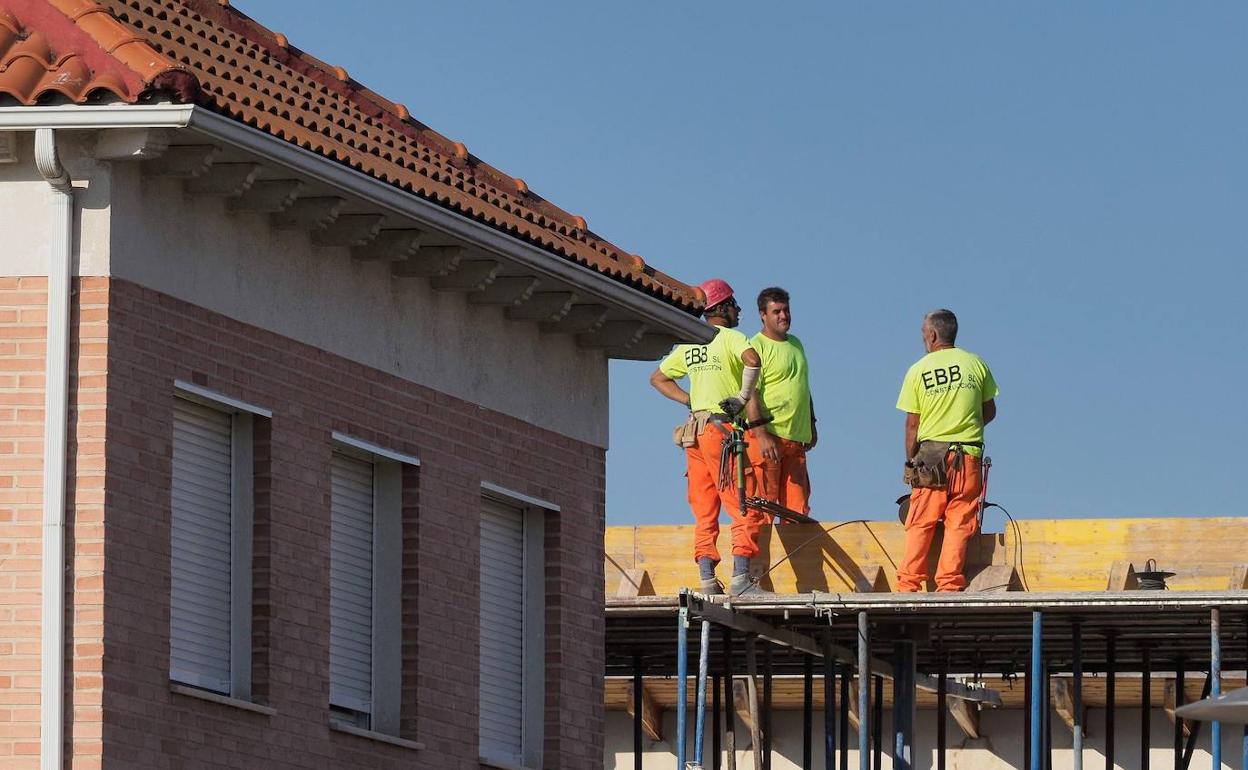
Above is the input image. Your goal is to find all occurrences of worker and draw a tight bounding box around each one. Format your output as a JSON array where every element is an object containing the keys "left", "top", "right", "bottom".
[
  {"left": 895, "top": 309, "right": 999, "bottom": 592},
  {"left": 650, "top": 278, "right": 764, "bottom": 595},
  {"left": 746, "top": 287, "right": 816, "bottom": 516}
]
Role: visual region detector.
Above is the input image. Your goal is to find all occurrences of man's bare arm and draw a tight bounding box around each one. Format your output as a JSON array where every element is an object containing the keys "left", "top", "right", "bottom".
[
  {"left": 982, "top": 398, "right": 997, "bottom": 426},
  {"left": 904, "top": 412, "right": 920, "bottom": 461},
  {"left": 650, "top": 369, "right": 690, "bottom": 408}
]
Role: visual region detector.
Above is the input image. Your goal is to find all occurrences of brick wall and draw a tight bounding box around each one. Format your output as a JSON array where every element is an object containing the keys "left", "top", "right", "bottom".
[
  {"left": 94, "top": 277, "right": 605, "bottom": 769},
  {"left": 0, "top": 277, "right": 109, "bottom": 770}
]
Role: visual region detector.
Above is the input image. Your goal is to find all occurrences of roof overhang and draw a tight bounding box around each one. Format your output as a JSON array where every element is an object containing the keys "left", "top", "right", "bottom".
[{"left": 0, "top": 103, "right": 714, "bottom": 358}]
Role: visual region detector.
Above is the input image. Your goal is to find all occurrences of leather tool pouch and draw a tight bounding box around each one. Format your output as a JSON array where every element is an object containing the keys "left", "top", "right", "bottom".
[
  {"left": 672, "top": 411, "right": 713, "bottom": 449},
  {"left": 904, "top": 440, "right": 951, "bottom": 488}
]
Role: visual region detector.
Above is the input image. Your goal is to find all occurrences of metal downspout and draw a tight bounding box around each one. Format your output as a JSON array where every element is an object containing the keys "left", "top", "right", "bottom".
[{"left": 34, "top": 127, "right": 72, "bottom": 770}]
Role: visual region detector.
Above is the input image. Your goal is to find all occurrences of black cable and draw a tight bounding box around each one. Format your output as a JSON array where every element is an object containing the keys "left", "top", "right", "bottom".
[{"left": 982, "top": 502, "right": 1030, "bottom": 592}]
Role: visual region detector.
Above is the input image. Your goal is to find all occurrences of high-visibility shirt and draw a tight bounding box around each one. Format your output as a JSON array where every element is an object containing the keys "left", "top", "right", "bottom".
[
  {"left": 750, "top": 332, "right": 813, "bottom": 444},
  {"left": 659, "top": 326, "right": 752, "bottom": 413},
  {"left": 896, "top": 347, "right": 999, "bottom": 457}
]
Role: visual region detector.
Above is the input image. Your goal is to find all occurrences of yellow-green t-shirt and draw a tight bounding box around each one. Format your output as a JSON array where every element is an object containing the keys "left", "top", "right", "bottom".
[
  {"left": 750, "top": 332, "right": 813, "bottom": 444},
  {"left": 659, "top": 326, "right": 752, "bottom": 413},
  {"left": 896, "top": 347, "right": 999, "bottom": 456}
]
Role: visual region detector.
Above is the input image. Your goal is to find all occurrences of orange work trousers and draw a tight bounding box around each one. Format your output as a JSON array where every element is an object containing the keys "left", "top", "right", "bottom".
[
  {"left": 686, "top": 425, "right": 763, "bottom": 563},
  {"left": 747, "top": 435, "right": 811, "bottom": 516},
  {"left": 896, "top": 452, "right": 982, "bottom": 592}
]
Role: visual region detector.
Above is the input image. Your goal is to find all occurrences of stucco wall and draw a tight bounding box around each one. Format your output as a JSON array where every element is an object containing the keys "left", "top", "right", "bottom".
[
  {"left": 606, "top": 707, "right": 1239, "bottom": 770},
  {"left": 0, "top": 132, "right": 112, "bottom": 279},
  {"left": 1, "top": 131, "right": 609, "bottom": 446}
]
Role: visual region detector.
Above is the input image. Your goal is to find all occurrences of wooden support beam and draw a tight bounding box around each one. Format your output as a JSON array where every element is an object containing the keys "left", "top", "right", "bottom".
[
  {"left": 626, "top": 681, "right": 664, "bottom": 742},
  {"left": 312, "top": 213, "right": 384, "bottom": 247},
  {"left": 431, "top": 259, "right": 500, "bottom": 291},
  {"left": 1107, "top": 561, "right": 1139, "bottom": 591},
  {"left": 271, "top": 196, "right": 343, "bottom": 231},
  {"left": 505, "top": 291, "right": 576, "bottom": 323},
  {"left": 1053, "top": 679, "right": 1086, "bottom": 737},
  {"left": 848, "top": 681, "right": 861, "bottom": 731},
  {"left": 967, "top": 564, "right": 1023, "bottom": 593},
  {"left": 614, "top": 569, "right": 655, "bottom": 599},
  {"left": 1164, "top": 679, "right": 1193, "bottom": 737},
  {"left": 184, "top": 162, "right": 261, "bottom": 196},
  {"left": 468, "top": 276, "right": 540, "bottom": 306},
  {"left": 142, "top": 144, "right": 218, "bottom": 177},
  {"left": 353, "top": 229, "right": 423, "bottom": 261},
  {"left": 949, "top": 698, "right": 980, "bottom": 739},
  {"left": 853, "top": 563, "right": 891, "bottom": 593},
  {"left": 732, "top": 678, "right": 759, "bottom": 748},
  {"left": 392, "top": 245, "right": 463, "bottom": 278},
  {"left": 540, "top": 304, "right": 609, "bottom": 335},
  {"left": 578, "top": 320, "right": 648, "bottom": 350},
  {"left": 229, "top": 179, "right": 304, "bottom": 213},
  {"left": 1230, "top": 564, "right": 1248, "bottom": 590}
]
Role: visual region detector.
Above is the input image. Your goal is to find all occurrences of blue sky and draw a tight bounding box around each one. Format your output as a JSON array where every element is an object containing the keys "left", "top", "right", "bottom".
[{"left": 241, "top": 1, "right": 1246, "bottom": 525}]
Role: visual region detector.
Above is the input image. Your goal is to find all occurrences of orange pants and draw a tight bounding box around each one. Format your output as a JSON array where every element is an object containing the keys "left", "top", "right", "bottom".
[
  {"left": 897, "top": 452, "right": 982, "bottom": 592},
  {"left": 747, "top": 435, "right": 811, "bottom": 516},
  {"left": 686, "top": 425, "right": 763, "bottom": 563}
]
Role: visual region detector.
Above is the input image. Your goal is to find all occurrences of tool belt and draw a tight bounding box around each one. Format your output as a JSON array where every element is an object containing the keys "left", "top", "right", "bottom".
[
  {"left": 903, "top": 440, "right": 982, "bottom": 489},
  {"left": 672, "top": 410, "right": 717, "bottom": 448}
]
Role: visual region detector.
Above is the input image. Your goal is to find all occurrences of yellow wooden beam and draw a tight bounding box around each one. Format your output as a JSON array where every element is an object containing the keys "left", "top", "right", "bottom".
[{"left": 606, "top": 517, "right": 1242, "bottom": 596}]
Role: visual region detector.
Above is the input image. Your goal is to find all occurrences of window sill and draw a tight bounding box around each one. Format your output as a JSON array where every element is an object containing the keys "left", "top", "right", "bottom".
[
  {"left": 480, "top": 757, "right": 538, "bottom": 770},
  {"left": 329, "top": 720, "right": 424, "bottom": 751},
  {"left": 169, "top": 683, "right": 275, "bottom": 716}
]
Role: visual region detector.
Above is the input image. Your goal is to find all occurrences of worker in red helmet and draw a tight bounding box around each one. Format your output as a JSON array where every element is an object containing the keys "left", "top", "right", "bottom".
[{"left": 650, "top": 279, "right": 765, "bottom": 595}]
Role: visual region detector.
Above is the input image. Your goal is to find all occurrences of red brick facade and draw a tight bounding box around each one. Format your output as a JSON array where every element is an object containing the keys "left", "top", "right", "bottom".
[{"left": 1, "top": 276, "right": 606, "bottom": 769}]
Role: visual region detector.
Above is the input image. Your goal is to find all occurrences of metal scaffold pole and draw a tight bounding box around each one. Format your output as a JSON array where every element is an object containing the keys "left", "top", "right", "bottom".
[
  {"left": 677, "top": 605, "right": 689, "bottom": 770},
  {"left": 824, "top": 635, "right": 836, "bottom": 770},
  {"left": 839, "top": 659, "right": 850, "bottom": 770},
  {"left": 858, "top": 612, "right": 870, "bottom": 770},
  {"left": 696, "top": 619, "right": 712, "bottom": 769},
  {"left": 634, "top": 654, "right": 644, "bottom": 770},
  {"left": 803, "top": 653, "right": 814, "bottom": 770},
  {"left": 1173, "top": 659, "right": 1184, "bottom": 769},
  {"left": 893, "top": 640, "right": 915, "bottom": 770},
  {"left": 1104, "top": 632, "right": 1115, "bottom": 770},
  {"left": 1140, "top": 646, "right": 1150, "bottom": 770},
  {"left": 1030, "top": 611, "right": 1043, "bottom": 770},
  {"left": 1211, "top": 608, "right": 1222, "bottom": 770},
  {"left": 937, "top": 657, "right": 947, "bottom": 770},
  {"left": 1071, "top": 622, "right": 1083, "bottom": 770}
]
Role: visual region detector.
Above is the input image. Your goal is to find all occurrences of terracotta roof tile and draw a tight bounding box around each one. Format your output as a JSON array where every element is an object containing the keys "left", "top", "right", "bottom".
[{"left": 0, "top": 0, "right": 702, "bottom": 313}]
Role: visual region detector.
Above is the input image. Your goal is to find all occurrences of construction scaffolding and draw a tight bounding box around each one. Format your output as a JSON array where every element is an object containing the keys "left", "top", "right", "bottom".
[{"left": 606, "top": 590, "right": 1248, "bottom": 770}]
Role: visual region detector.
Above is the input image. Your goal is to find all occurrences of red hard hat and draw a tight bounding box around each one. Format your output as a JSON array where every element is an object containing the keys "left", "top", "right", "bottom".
[{"left": 698, "top": 278, "right": 735, "bottom": 310}]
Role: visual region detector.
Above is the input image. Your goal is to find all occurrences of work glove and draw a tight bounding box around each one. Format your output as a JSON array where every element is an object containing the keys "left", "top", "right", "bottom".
[{"left": 718, "top": 396, "right": 746, "bottom": 418}]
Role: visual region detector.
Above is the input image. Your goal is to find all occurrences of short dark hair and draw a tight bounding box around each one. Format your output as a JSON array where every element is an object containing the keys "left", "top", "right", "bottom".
[
  {"left": 757, "top": 286, "right": 790, "bottom": 312},
  {"left": 925, "top": 309, "right": 958, "bottom": 344}
]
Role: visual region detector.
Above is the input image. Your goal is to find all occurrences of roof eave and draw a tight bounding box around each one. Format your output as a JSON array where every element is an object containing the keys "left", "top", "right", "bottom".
[{"left": 0, "top": 103, "right": 715, "bottom": 352}]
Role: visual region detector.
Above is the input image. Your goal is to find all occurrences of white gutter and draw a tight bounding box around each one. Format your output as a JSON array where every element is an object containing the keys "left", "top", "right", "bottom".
[
  {"left": 33, "top": 128, "right": 72, "bottom": 770},
  {"left": 0, "top": 104, "right": 713, "bottom": 344}
]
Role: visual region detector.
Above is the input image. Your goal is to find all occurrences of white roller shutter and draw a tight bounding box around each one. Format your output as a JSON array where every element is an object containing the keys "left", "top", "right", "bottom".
[
  {"left": 479, "top": 497, "right": 526, "bottom": 765},
  {"left": 330, "top": 452, "right": 374, "bottom": 714},
  {"left": 169, "top": 399, "right": 233, "bottom": 693}
]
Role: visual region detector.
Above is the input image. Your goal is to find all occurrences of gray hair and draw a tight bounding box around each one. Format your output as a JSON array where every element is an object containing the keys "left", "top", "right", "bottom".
[{"left": 924, "top": 309, "right": 958, "bottom": 344}]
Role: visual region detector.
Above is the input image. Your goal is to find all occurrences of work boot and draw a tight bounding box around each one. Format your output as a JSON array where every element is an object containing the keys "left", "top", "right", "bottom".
[
  {"left": 729, "top": 573, "right": 777, "bottom": 598},
  {"left": 699, "top": 576, "right": 725, "bottom": 595}
]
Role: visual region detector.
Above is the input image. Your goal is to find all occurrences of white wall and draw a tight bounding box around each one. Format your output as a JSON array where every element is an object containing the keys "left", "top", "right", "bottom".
[
  {"left": 607, "top": 708, "right": 1244, "bottom": 770},
  {"left": 0, "top": 130, "right": 610, "bottom": 446}
]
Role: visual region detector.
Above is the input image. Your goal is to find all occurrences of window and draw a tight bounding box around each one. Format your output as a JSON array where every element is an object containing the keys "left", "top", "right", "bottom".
[
  {"left": 478, "top": 485, "right": 549, "bottom": 769},
  {"left": 169, "top": 388, "right": 266, "bottom": 700},
  {"left": 328, "top": 434, "right": 411, "bottom": 736}
]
